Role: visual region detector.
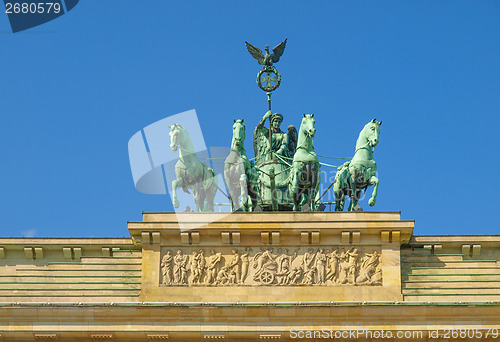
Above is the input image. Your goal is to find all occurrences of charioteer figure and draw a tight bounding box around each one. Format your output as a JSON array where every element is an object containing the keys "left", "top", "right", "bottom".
[
  {"left": 254, "top": 110, "right": 290, "bottom": 162},
  {"left": 253, "top": 110, "right": 296, "bottom": 210}
]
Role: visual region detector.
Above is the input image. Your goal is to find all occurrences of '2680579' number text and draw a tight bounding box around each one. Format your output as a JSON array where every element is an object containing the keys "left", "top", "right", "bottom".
[{"left": 5, "top": 2, "right": 61, "bottom": 14}]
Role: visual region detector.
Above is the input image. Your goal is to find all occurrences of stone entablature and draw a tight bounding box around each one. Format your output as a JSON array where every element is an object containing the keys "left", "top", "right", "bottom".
[
  {"left": 128, "top": 212, "right": 413, "bottom": 302},
  {"left": 128, "top": 212, "right": 414, "bottom": 247}
]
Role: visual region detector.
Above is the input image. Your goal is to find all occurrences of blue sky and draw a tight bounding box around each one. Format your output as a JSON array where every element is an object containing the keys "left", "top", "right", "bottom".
[{"left": 1, "top": 1, "right": 499, "bottom": 237}]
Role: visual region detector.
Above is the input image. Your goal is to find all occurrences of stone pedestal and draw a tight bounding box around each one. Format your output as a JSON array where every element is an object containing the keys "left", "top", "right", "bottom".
[{"left": 128, "top": 211, "right": 414, "bottom": 303}]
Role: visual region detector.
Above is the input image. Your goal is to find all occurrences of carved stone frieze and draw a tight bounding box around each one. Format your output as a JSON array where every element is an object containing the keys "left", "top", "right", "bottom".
[{"left": 160, "top": 247, "right": 382, "bottom": 286}]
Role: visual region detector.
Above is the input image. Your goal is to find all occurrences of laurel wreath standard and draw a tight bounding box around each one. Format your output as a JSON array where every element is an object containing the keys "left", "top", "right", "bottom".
[{"left": 257, "top": 66, "right": 281, "bottom": 92}]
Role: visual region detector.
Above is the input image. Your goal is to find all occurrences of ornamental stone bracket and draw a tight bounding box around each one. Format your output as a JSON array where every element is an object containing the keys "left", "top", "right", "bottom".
[{"left": 128, "top": 212, "right": 414, "bottom": 302}]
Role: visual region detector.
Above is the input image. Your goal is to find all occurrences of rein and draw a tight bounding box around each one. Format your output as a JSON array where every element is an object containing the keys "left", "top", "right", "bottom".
[
  {"left": 172, "top": 144, "right": 196, "bottom": 167},
  {"left": 354, "top": 140, "right": 375, "bottom": 155},
  {"left": 295, "top": 131, "right": 316, "bottom": 158}
]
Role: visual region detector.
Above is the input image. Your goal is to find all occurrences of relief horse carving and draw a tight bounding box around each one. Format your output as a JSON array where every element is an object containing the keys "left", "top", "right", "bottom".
[{"left": 169, "top": 124, "right": 218, "bottom": 212}]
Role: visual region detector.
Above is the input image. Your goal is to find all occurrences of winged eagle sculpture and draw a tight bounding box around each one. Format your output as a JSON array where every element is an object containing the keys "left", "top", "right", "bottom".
[{"left": 245, "top": 39, "right": 287, "bottom": 67}]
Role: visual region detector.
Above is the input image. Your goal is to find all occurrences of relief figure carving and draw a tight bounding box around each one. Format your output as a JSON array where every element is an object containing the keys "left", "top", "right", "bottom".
[
  {"left": 275, "top": 248, "right": 298, "bottom": 285},
  {"left": 253, "top": 248, "right": 278, "bottom": 285},
  {"left": 160, "top": 247, "right": 383, "bottom": 287},
  {"left": 356, "top": 251, "right": 381, "bottom": 285},
  {"left": 370, "top": 263, "right": 383, "bottom": 285},
  {"left": 338, "top": 248, "right": 359, "bottom": 285},
  {"left": 302, "top": 248, "right": 315, "bottom": 274},
  {"left": 161, "top": 250, "right": 173, "bottom": 285},
  {"left": 206, "top": 249, "right": 222, "bottom": 285},
  {"left": 326, "top": 248, "right": 340, "bottom": 283},
  {"left": 240, "top": 248, "right": 251, "bottom": 283},
  {"left": 190, "top": 250, "right": 206, "bottom": 284},
  {"left": 226, "top": 249, "right": 242, "bottom": 284},
  {"left": 315, "top": 249, "right": 327, "bottom": 285},
  {"left": 173, "top": 249, "right": 189, "bottom": 285},
  {"left": 286, "top": 267, "right": 303, "bottom": 285},
  {"left": 216, "top": 266, "right": 236, "bottom": 285}
]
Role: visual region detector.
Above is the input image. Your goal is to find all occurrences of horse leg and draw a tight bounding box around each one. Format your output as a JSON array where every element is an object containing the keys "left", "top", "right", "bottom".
[
  {"left": 368, "top": 175, "right": 379, "bottom": 207},
  {"left": 334, "top": 192, "right": 341, "bottom": 211},
  {"left": 348, "top": 175, "right": 358, "bottom": 211},
  {"left": 224, "top": 168, "right": 236, "bottom": 211},
  {"left": 340, "top": 193, "right": 345, "bottom": 211},
  {"left": 293, "top": 185, "right": 300, "bottom": 210},
  {"left": 206, "top": 187, "right": 215, "bottom": 212},
  {"left": 306, "top": 188, "right": 312, "bottom": 211},
  {"left": 233, "top": 185, "right": 241, "bottom": 211},
  {"left": 333, "top": 182, "right": 342, "bottom": 211},
  {"left": 247, "top": 191, "right": 253, "bottom": 212},
  {"left": 249, "top": 168, "right": 259, "bottom": 212},
  {"left": 201, "top": 193, "right": 208, "bottom": 212},
  {"left": 299, "top": 164, "right": 308, "bottom": 210},
  {"left": 193, "top": 185, "right": 203, "bottom": 212},
  {"left": 336, "top": 188, "right": 346, "bottom": 211},
  {"left": 171, "top": 178, "right": 182, "bottom": 208},
  {"left": 298, "top": 188, "right": 306, "bottom": 210},
  {"left": 205, "top": 169, "right": 217, "bottom": 212},
  {"left": 289, "top": 168, "right": 298, "bottom": 211},
  {"left": 240, "top": 174, "right": 249, "bottom": 211},
  {"left": 312, "top": 167, "right": 321, "bottom": 211},
  {"left": 245, "top": 176, "right": 257, "bottom": 212},
  {"left": 227, "top": 182, "right": 239, "bottom": 212},
  {"left": 228, "top": 190, "right": 235, "bottom": 212}
]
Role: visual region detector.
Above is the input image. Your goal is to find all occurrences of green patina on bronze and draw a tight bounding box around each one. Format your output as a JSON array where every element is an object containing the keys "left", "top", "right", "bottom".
[
  {"left": 333, "top": 119, "right": 382, "bottom": 211},
  {"left": 252, "top": 109, "right": 296, "bottom": 210},
  {"left": 288, "top": 114, "right": 320, "bottom": 212},
  {"left": 243, "top": 39, "right": 382, "bottom": 212},
  {"left": 224, "top": 119, "right": 259, "bottom": 212},
  {"left": 245, "top": 39, "right": 287, "bottom": 68},
  {"left": 170, "top": 40, "right": 383, "bottom": 212},
  {"left": 169, "top": 124, "right": 218, "bottom": 212}
]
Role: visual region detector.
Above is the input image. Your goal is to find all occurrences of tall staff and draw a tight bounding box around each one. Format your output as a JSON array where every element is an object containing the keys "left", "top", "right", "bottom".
[
  {"left": 267, "top": 91, "right": 272, "bottom": 157},
  {"left": 245, "top": 39, "right": 287, "bottom": 158}
]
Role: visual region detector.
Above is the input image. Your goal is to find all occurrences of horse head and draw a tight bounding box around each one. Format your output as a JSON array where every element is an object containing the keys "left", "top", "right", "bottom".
[
  {"left": 168, "top": 124, "right": 183, "bottom": 152},
  {"left": 232, "top": 119, "right": 246, "bottom": 149},
  {"left": 301, "top": 114, "right": 316, "bottom": 138},
  {"left": 363, "top": 118, "right": 382, "bottom": 148}
]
